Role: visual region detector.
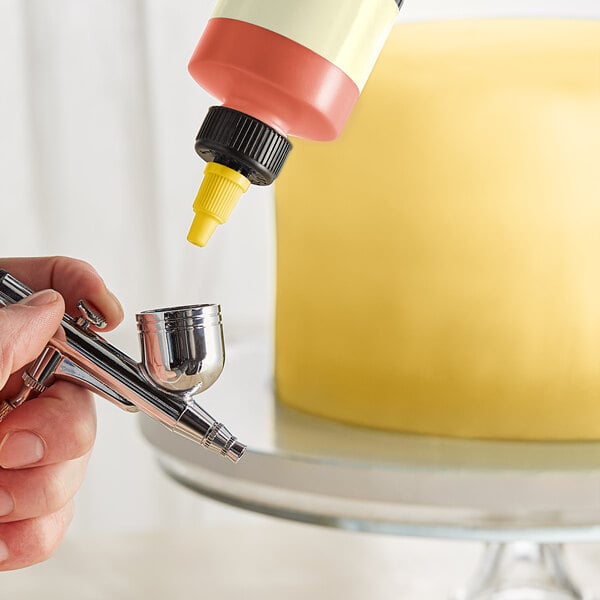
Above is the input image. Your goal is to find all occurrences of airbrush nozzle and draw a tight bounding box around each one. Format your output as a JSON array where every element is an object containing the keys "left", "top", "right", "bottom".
[{"left": 175, "top": 403, "right": 246, "bottom": 462}]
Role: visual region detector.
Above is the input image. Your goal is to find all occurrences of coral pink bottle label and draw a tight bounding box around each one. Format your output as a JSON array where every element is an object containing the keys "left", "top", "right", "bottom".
[{"left": 189, "top": 18, "right": 360, "bottom": 139}]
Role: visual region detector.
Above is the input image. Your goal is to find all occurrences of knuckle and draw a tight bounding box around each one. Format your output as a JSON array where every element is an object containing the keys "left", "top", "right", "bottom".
[
  {"left": 31, "top": 524, "right": 59, "bottom": 563},
  {"left": 41, "top": 468, "right": 72, "bottom": 515},
  {"left": 70, "top": 400, "right": 97, "bottom": 457},
  {"left": 53, "top": 256, "right": 95, "bottom": 279},
  {"left": 0, "top": 313, "right": 15, "bottom": 384},
  {"left": 44, "top": 386, "right": 97, "bottom": 458},
  {"left": 34, "top": 503, "right": 74, "bottom": 562},
  {"left": 0, "top": 341, "right": 7, "bottom": 385}
]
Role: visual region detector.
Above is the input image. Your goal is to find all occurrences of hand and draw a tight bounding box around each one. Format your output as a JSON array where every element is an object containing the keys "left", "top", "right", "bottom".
[{"left": 0, "top": 256, "right": 123, "bottom": 570}]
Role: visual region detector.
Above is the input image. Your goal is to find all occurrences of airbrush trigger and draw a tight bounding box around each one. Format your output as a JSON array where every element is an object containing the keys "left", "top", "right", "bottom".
[
  {"left": 0, "top": 346, "right": 62, "bottom": 420},
  {"left": 76, "top": 300, "right": 107, "bottom": 330}
]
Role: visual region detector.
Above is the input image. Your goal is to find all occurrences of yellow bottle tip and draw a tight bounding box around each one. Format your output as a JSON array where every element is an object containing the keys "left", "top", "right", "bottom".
[
  {"left": 187, "top": 162, "right": 250, "bottom": 247},
  {"left": 187, "top": 214, "right": 220, "bottom": 247}
]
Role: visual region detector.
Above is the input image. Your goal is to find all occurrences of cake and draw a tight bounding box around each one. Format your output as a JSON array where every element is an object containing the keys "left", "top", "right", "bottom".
[{"left": 274, "top": 19, "right": 600, "bottom": 440}]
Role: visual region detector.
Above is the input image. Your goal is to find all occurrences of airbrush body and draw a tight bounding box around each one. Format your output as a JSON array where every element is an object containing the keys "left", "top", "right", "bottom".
[{"left": 0, "top": 270, "right": 245, "bottom": 463}]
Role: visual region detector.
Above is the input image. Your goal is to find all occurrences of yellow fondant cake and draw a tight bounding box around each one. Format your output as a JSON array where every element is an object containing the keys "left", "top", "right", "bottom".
[{"left": 274, "top": 19, "right": 600, "bottom": 440}]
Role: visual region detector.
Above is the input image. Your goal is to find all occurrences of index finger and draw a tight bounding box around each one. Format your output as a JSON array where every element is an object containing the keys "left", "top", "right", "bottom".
[{"left": 0, "top": 256, "right": 123, "bottom": 331}]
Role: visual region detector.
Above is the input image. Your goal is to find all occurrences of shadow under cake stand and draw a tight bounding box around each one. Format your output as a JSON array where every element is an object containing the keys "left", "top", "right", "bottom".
[{"left": 141, "top": 339, "right": 600, "bottom": 599}]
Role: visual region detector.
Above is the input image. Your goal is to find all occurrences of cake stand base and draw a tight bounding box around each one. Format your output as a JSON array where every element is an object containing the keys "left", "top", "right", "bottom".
[
  {"left": 454, "top": 543, "right": 588, "bottom": 600},
  {"left": 141, "top": 339, "right": 600, "bottom": 600}
]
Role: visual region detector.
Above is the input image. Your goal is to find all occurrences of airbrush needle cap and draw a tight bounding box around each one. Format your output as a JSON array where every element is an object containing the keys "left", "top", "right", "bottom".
[{"left": 187, "top": 162, "right": 250, "bottom": 247}]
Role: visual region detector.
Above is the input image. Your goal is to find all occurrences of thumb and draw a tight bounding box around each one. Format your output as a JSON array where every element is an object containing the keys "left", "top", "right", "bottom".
[{"left": 0, "top": 290, "right": 65, "bottom": 387}]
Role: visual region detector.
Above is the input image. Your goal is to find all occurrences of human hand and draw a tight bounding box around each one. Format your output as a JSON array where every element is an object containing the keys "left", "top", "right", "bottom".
[{"left": 0, "top": 256, "right": 123, "bottom": 570}]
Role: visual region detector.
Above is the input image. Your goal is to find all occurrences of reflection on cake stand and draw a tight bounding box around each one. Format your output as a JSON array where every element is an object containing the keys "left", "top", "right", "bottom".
[{"left": 140, "top": 339, "right": 600, "bottom": 599}]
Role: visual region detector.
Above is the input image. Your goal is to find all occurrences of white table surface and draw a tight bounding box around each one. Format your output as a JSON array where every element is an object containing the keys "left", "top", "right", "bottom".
[{"left": 4, "top": 494, "right": 600, "bottom": 600}]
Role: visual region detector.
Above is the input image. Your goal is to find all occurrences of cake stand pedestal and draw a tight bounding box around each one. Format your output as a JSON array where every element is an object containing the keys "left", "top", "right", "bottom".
[
  {"left": 140, "top": 339, "right": 600, "bottom": 599},
  {"left": 454, "top": 542, "right": 586, "bottom": 599}
]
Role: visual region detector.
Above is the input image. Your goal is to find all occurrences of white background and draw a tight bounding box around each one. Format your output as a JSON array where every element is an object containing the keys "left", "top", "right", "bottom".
[{"left": 1, "top": 1, "right": 600, "bottom": 595}]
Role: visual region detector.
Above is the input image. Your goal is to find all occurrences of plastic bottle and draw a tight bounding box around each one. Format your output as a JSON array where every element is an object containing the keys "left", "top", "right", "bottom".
[{"left": 186, "top": 0, "right": 403, "bottom": 247}]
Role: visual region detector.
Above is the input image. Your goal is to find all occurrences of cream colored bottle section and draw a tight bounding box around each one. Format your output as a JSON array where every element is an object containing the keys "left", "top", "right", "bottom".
[{"left": 211, "top": 0, "right": 399, "bottom": 90}]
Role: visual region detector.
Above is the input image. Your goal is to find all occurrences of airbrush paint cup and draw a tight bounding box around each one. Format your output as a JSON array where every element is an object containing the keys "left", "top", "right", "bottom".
[{"left": 137, "top": 304, "right": 224, "bottom": 395}]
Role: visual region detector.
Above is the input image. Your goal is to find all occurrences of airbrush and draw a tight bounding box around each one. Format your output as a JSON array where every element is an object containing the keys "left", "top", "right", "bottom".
[{"left": 0, "top": 270, "right": 245, "bottom": 463}]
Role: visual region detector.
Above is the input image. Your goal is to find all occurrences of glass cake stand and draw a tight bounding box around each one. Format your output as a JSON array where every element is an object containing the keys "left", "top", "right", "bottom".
[{"left": 140, "top": 338, "right": 600, "bottom": 599}]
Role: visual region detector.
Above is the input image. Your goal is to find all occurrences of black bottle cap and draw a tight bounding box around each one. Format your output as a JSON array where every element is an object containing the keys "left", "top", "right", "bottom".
[{"left": 195, "top": 106, "right": 293, "bottom": 186}]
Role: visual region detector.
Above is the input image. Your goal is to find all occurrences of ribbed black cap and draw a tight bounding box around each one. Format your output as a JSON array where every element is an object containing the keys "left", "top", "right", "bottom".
[
  {"left": 195, "top": 106, "right": 293, "bottom": 186},
  {"left": 395, "top": 0, "right": 404, "bottom": 8}
]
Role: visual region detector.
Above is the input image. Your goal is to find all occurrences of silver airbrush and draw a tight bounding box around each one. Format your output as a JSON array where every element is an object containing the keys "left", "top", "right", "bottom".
[{"left": 0, "top": 270, "right": 245, "bottom": 463}]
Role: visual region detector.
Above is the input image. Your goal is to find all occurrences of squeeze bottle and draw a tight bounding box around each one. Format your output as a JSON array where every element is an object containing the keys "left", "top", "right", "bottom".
[{"left": 186, "top": 0, "right": 403, "bottom": 246}]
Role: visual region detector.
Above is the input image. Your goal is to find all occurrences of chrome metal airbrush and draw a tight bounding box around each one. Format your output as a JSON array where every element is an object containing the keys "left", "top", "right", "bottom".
[{"left": 0, "top": 270, "right": 245, "bottom": 462}]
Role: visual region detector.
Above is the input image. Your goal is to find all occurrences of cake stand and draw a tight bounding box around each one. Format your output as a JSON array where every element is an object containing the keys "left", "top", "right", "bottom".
[{"left": 140, "top": 338, "right": 600, "bottom": 599}]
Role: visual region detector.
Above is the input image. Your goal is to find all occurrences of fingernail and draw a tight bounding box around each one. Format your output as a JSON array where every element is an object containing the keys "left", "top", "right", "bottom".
[
  {"left": 0, "top": 487, "right": 14, "bottom": 517},
  {"left": 21, "top": 289, "right": 59, "bottom": 307},
  {"left": 0, "top": 431, "right": 45, "bottom": 468},
  {"left": 106, "top": 288, "right": 123, "bottom": 316},
  {"left": 109, "top": 290, "right": 123, "bottom": 310},
  {"left": 0, "top": 540, "right": 8, "bottom": 563}
]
